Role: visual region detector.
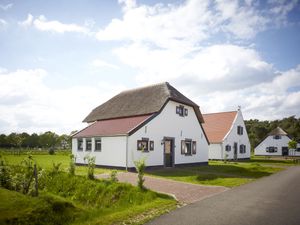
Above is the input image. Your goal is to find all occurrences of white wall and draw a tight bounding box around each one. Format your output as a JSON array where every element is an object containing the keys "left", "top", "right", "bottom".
[
  {"left": 127, "top": 100, "right": 209, "bottom": 167},
  {"left": 254, "top": 135, "right": 291, "bottom": 156},
  {"left": 208, "top": 144, "right": 222, "bottom": 159},
  {"left": 72, "top": 136, "right": 127, "bottom": 167},
  {"left": 208, "top": 110, "right": 251, "bottom": 160}
]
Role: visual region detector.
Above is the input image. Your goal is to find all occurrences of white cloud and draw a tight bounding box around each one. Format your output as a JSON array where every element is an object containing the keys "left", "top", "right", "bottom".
[
  {"left": 0, "top": 69, "right": 126, "bottom": 134},
  {"left": 0, "top": 3, "right": 13, "bottom": 11},
  {"left": 18, "top": 14, "right": 33, "bottom": 28},
  {"left": 0, "top": 19, "right": 7, "bottom": 27},
  {"left": 96, "top": 0, "right": 296, "bottom": 46},
  {"left": 33, "top": 15, "right": 89, "bottom": 34},
  {"left": 91, "top": 59, "right": 119, "bottom": 70}
]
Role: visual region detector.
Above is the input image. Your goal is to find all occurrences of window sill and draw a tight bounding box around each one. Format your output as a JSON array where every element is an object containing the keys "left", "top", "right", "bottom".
[
  {"left": 94, "top": 150, "right": 101, "bottom": 152},
  {"left": 77, "top": 149, "right": 83, "bottom": 151}
]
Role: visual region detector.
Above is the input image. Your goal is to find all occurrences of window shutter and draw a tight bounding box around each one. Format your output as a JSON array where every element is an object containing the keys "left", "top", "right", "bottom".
[
  {"left": 192, "top": 141, "right": 196, "bottom": 154},
  {"left": 181, "top": 140, "right": 185, "bottom": 154},
  {"left": 241, "top": 127, "right": 243, "bottom": 135}
]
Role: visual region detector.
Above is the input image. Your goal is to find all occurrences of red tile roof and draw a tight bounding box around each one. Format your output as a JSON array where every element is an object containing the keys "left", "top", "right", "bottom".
[
  {"left": 202, "top": 111, "right": 237, "bottom": 144},
  {"left": 73, "top": 114, "right": 152, "bottom": 138}
]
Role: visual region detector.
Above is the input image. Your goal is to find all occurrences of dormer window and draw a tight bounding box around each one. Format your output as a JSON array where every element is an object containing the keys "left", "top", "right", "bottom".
[{"left": 176, "top": 105, "right": 188, "bottom": 117}]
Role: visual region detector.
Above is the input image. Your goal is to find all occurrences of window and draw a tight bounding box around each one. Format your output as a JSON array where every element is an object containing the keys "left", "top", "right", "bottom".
[
  {"left": 95, "top": 138, "right": 101, "bottom": 151},
  {"left": 239, "top": 144, "right": 246, "bottom": 154},
  {"left": 237, "top": 126, "right": 243, "bottom": 135},
  {"left": 149, "top": 141, "right": 154, "bottom": 151},
  {"left": 273, "top": 135, "right": 281, "bottom": 140},
  {"left": 185, "top": 108, "right": 188, "bottom": 116},
  {"left": 266, "top": 146, "right": 277, "bottom": 153},
  {"left": 137, "top": 138, "right": 149, "bottom": 151},
  {"left": 86, "top": 139, "right": 92, "bottom": 151},
  {"left": 181, "top": 139, "right": 193, "bottom": 155},
  {"left": 176, "top": 105, "right": 184, "bottom": 116},
  {"left": 77, "top": 139, "right": 83, "bottom": 151},
  {"left": 225, "top": 145, "right": 231, "bottom": 152}
]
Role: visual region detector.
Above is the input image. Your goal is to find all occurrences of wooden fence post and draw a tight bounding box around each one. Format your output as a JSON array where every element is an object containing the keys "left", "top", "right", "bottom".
[{"left": 34, "top": 163, "right": 38, "bottom": 197}]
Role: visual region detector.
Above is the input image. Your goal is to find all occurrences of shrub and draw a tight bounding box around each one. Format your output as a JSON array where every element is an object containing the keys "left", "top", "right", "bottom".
[
  {"left": 68, "top": 154, "right": 76, "bottom": 176},
  {"left": 48, "top": 147, "right": 55, "bottom": 155},
  {"left": 0, "top": 154, "right": 11, "bottom": 189},
  {"left": 134, "top": 157, "right": 146, "bottom": 190},
  {"left": 110, "top": 170, "right": 118, "bottom": 182},
  {"left": 84, "top": 155, "right": 96, "bottom": 180},
  {"left": 51, "top": 162, "right": 62, "bottom": 174}
]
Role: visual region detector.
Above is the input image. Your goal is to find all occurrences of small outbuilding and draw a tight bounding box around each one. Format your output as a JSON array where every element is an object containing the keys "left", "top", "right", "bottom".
[
  {"left": 202, "top": 109, "right": 251, "bottom": 160},
  {"left": 72, "top": 82, "right": 209, "bottom": 169},
  {"left": 254, "top": 127, "right": 300, "bottom": 156}
]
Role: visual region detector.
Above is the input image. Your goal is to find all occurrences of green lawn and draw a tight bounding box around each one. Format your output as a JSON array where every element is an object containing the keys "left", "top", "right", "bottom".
[
  {"left": 146, "top": 160, "right": 290, "bottom": 187},
  {"left": 2, "top": 153, "right": 110, "bottom": 176}
]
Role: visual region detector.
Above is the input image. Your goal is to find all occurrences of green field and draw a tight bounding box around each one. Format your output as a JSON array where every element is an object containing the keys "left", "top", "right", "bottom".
[
  {"left": 0, "top": 152, "right": 177, "bottom": 225},
  {"left": 146, "top": 159, "right": 292, "bottom": 187},
  {"left": 2, "top": 153, "right": 111, "bottom": 176}
]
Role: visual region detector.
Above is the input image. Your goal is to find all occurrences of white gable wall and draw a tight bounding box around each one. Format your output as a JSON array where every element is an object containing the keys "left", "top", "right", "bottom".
[
  {"left": 72, "top": 136, "right": 127, "bottom": 167},
  {"left": 127, "top": 100, "right": 209, "bottom": 167},
  {"left": 209, "top": 110, "right": 251, "bottom": 160},
  {"left": 254, "top": 135, "right": 291, "bottom": 156},
  {"left": 208, "top": 144, "right": 222, "bottom": 159}
]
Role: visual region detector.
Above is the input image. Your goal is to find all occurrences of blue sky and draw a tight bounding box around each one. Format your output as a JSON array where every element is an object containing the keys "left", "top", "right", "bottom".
[{"left": 0, "top": 0, "right": 300, "bottom": 134}]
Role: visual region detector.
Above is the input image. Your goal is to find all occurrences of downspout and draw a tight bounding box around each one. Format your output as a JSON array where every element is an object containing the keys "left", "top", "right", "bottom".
[{"left": 126, "top": 135, "right": 129, "bottom": 171}]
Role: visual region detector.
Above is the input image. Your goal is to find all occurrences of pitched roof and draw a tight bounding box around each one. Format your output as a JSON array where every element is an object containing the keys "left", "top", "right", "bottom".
[
  {"left": 202, "top": 111, "right": 238, "bottom": 143},
  {"left": 268, "top": 127, "right": 288, "bottom": 136},
  {"left": 73, "top": 114, "right": 152, "bottom": 138},
  {"left": 83, "top": 82, "right": 204, "bottom": 123}
]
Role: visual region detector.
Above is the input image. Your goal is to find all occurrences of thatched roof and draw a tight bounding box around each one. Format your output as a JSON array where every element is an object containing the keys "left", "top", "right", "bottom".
[
  {"left": 268, "top": 127, "right": 288, "bottom": 136},
  {"left": 83, "top": 82, "right": 204, "bottom": 123}
]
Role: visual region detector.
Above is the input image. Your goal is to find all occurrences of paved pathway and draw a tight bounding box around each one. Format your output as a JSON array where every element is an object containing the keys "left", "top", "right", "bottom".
[
  {"left": 146, "top": 166, "right": 300, "bottom": 225},
  {"left": 97, "top": 172, "right": 228, "bottom": 204}
]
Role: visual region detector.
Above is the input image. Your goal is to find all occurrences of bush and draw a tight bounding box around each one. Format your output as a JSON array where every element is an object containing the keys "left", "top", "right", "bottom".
[
  {"left": 68, "top": 154, "right": 76, "bottom": 176},
  {"left": 0, "top": 155, "right": 11, "bottom": 189},
  {"left": 134, "top": 158, "right": 146, "bottom": 190},
  {"left": 48, "top": 147, "right": 55, "bottom": 155},
  {"left": 84, "top": 155, "right": 95, "bottom": 180},
  {"left": 110, "top": 170, "right": 118, "bottom": 182},
  {"left": 51, "top": 162, "right": 62, "bottom": 175}
]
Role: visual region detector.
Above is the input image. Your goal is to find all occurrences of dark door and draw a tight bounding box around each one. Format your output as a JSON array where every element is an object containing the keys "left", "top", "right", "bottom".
[
  {"left": 164, "top": 139, "right": 174, "bottom": 167},
  {"left": 282, "top": 147, "right": 289, "bottom": 156},
  {"left": 234, "top": 142, "right": 238, "bottom": 160}
]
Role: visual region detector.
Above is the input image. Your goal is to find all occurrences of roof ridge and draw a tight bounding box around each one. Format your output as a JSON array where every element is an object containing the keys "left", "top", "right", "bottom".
[
  {"left": 120, "top": 82, "right": 168, "bottom": 94},
  {"left": 203, "top": 110, "right": 237, "bottom": 115}
]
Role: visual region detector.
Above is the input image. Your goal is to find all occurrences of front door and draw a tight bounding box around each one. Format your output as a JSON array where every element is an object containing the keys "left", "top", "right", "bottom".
[
  {"left": 234, "top": 142, "right": 238, "bottom": 160},
  {"left": 282, "top": 147, "right": 289, "bottom": 156},
  {"left": 164, "top": 139, "right": 174, "bottom": 167}
]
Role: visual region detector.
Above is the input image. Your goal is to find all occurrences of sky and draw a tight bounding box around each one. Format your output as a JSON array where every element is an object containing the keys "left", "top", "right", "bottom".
[{"left": 0, "top": 0, "right": 300, "bottom": 135}]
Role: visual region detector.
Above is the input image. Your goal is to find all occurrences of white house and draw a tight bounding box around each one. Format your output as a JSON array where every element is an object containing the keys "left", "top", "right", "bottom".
[
  {"left": 72, "top": 82, "right": 209, "bottom": 169},
  {"left": 254, "top": 127, "right": 300, "bottom": 156},
  {"left": 202, "top": 109, "right": 251, "bottom": 160}
]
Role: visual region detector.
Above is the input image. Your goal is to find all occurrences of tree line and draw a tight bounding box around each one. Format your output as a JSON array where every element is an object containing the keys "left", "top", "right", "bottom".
[
  {"left": 0, "top": 131, "right": 74, "bottom": 149},
  {"left": 245, "top": 116, "right": 300, "bottom": 150}
]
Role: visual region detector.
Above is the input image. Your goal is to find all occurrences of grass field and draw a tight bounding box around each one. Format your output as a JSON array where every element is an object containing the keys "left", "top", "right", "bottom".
[
  {"left": 2, "top": 152, "right": 295, "bottom": 188},
  {"left": 146, "top": 159, "right": 292, "bottom": 187},
  {"left": 0, "top": 152, "right": 177, "bottom": 225},
  {"left": 2, "top": 153, "right": 111, "bottom": 176}
]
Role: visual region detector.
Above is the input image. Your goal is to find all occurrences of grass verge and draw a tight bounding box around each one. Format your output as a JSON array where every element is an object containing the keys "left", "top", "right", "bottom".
[{"left": 146, "top": 160, "right": 286, "bottom": 187}]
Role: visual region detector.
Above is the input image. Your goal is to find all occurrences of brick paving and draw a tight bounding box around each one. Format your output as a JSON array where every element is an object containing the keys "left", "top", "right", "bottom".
[{"left": 97, "top": 172, "right": 228, "bottom": 204}]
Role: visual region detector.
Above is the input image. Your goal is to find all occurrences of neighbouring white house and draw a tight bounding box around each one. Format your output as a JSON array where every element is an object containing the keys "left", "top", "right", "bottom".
[
  {"left": 202, "top": 109, "right": 251, "bottom": 160},
  {"left": 72, "top": 82, "right": 209, "bottom": 169},
  {"left": 254, "top": 127, "right": 300, "bottom": 156}
]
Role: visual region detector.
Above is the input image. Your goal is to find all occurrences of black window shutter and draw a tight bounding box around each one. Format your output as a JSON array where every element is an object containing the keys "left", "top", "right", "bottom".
[
  {"left": 181, "top": 140, "right": 185, "bottom": 154},
  {"left": 192, "top": 141, "right": 196, "bottom": 154}
]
